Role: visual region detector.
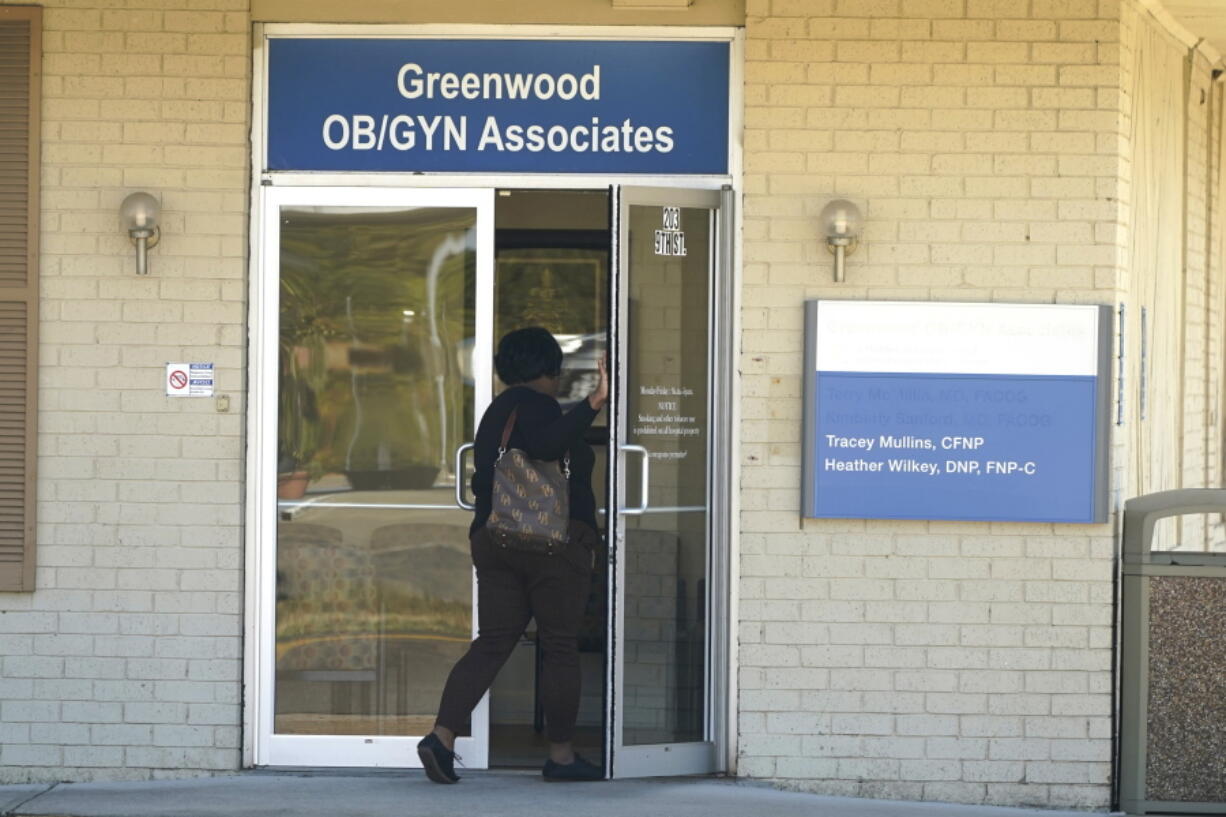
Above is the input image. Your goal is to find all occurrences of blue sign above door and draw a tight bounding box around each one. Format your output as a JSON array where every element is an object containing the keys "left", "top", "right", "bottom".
[{"left": 265, "top": 38, "right": 731, "bottom": 174}]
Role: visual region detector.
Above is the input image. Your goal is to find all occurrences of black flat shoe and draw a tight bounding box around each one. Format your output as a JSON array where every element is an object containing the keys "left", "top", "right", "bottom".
[
  {"left": 417, "top": 733, "right": 460, "bottom": 784},
  {"left": 542, "top": 753, "right": 602, "bottom": 782}
]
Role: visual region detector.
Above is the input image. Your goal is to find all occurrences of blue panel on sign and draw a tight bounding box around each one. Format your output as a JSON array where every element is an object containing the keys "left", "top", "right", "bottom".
[
  {"left": 266, "top": 38, "right": 730, "bottom": 174},
  {"left": 812, "top": 372, "right": 1099, "bottom": 522}
]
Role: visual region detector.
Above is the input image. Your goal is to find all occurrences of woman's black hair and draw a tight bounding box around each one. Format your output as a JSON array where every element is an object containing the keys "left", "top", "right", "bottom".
[{"left": 494, "top": 327, "right": 563, "bottom": 386}]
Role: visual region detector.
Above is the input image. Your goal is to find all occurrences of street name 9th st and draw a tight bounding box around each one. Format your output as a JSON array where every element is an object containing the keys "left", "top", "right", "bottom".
[{"left": 654, "top": 206, "right": 687, "bottom": 256}]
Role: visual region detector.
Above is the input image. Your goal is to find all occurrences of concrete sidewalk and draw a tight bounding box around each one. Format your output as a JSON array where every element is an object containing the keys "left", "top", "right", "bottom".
[{"left": 0, "top": 771, "right": 1122, "bottom": 817}]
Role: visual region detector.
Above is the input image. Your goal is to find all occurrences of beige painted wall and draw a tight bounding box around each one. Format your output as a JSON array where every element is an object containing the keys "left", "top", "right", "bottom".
[
  {"left": 1116, "top": 1, "right": 1226, "bottom": 550},
  {"left": 1, "top": 0, "right": 1224, "bottom": 808},
  {"left": 739, "top": 0, "right": 1123, "bottom": 810},
  {"left": 0, "top": 0, "right": 249, "bottom": 782},
  {"left": 252, "top": 0, "right": 744, "bottom": 27},
  {"left": 738, "top": 0, "right": 1226, "bottom": 810}
]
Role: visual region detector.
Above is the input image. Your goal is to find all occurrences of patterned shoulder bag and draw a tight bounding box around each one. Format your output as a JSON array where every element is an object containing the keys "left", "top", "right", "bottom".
[{"left": 485, "top": 408, "right": 571, "bottom": 554}]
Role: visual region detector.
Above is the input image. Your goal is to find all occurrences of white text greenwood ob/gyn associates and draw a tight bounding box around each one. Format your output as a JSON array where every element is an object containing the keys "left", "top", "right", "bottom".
[
  {"left": 397, "top": 62, "right": 604, "bottom": 101},
  {"left": 319, "top": 62, "right": 676, "bottom": 155}
]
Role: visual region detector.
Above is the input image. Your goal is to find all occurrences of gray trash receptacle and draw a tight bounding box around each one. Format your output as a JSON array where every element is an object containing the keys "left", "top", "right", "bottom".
[{"left": 1120, "top": 489, "right": 1226, "bottom": 815}]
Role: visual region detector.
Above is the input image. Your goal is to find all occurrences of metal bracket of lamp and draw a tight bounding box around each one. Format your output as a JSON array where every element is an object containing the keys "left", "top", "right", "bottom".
[
  {"left": 119, "top": 192, "right": 161, "bottom": 275},
  {"left": 820, "top": 199, "right": 863, "bottom": 283}
]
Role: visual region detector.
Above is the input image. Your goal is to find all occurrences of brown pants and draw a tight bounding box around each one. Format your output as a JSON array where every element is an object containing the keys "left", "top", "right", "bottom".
[{"left": 435, "top": 521, "right": 597, "bottom": 743}]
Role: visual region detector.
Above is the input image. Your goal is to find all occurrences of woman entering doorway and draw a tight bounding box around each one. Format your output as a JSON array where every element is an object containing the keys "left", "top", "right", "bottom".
[{"left": 418, "top": 327, "right": 609, "bottom": 783}]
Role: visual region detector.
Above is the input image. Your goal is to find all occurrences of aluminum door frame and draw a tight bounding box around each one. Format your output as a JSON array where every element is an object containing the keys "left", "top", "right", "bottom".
[
  {"left": 250, "top": 185, "right": 495, "bottom": 768},
  {"left": 607, "top": 185, "right": 731, "bottom": 778}
]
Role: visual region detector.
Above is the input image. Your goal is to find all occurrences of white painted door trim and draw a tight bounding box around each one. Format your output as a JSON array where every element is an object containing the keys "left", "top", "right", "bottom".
[{"left": 247, "top": 185, "right": 494, "bottom": 768}]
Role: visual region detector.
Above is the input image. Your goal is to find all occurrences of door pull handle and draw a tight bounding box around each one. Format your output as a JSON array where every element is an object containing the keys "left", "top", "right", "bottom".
[
  {"left": 619, "top": 444, "right": 650, "bottom": 515},
  {"left": 454, "top": 443, "right": 475, "bottom": 511}
]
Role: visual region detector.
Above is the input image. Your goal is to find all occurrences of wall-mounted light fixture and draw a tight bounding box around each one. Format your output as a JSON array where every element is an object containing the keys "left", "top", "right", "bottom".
[
  {"left": 119, "top": 192, "right": 160, "bottom": 275},
  {"left": 819, "top": 199, "right": 863, "bottom": 283}
]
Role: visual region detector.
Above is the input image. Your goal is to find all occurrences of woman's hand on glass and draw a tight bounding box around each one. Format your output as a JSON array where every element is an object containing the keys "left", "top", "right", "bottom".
[{"left": 588, "top": 356, "right": 609, "bottom": 411}]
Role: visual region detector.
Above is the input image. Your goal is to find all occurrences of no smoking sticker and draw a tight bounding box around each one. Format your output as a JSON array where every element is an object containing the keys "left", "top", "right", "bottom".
[{"left": 166, "top": 363, "right": 214, "bottom": 397}]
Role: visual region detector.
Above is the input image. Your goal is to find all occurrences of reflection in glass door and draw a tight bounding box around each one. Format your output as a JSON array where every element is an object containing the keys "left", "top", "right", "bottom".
[
  {"left": 257, "top": 188, "right": 493, "bottom": 767},
  {"left": 611, "top": 187, "right": 723, "bottom": 777}
]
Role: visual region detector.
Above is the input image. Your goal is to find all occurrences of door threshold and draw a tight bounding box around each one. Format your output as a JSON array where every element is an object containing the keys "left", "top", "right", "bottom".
[{"left": 245, "top": 766, "right": 542, "bottom": 777}]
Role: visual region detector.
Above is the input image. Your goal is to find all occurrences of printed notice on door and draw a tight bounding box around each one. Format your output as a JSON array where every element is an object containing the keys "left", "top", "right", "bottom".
[{"left": 634, "top": 384, "right": 699, "bottom": 460}]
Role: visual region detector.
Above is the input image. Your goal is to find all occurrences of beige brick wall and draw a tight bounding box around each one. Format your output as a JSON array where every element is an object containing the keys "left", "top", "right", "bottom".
[
  {"left": 1178, "top": 46, "right": 1217, "bottom": 547},
  {"left": 1116, "top": 0, "right": 1226, "bottom": 550},
  {"left": 0, "top": 0, "right": 249, "bottom": 782},
  {"left": 1207, "top": 74, "right": 1226, "bottom": 550},
  {"left": 1177, "top": 45, "right": 1226, "bottom": 550},
  {"left": 0, "top": 0, "right": 1222, "bottom": 803},
  {"left": 741, "top": 0, "right": 1125, "bottom": 808}
]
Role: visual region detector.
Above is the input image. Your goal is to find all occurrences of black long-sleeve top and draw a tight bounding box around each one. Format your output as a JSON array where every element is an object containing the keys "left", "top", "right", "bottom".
[{"left": 469, "top": 385, "right": 600, "bottom": 537}]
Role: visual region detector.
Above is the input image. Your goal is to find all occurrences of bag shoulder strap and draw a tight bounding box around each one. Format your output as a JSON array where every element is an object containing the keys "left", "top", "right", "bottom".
[
  {"left": 499, "top": 408, "right": 518, "bottom": 450},
  {"left": 497, "top": 401, "right": 571, "bottom": 477}
]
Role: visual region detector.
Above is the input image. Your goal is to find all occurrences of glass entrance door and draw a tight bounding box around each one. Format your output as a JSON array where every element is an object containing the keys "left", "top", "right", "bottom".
[
  {"left": 609, "top": 187, "right": 726, "bottom": 777},
  {"left": 256, "top": 187, "right": 494, "bottom": 767}
]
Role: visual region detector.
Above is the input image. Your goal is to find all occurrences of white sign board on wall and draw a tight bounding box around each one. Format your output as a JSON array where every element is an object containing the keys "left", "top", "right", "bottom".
[
  {"left": 166, "top": 363, "right": 214, "bottom": 397},
  {"left": 802, "top": 301, "right": 1112, "bottom": 523}
]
